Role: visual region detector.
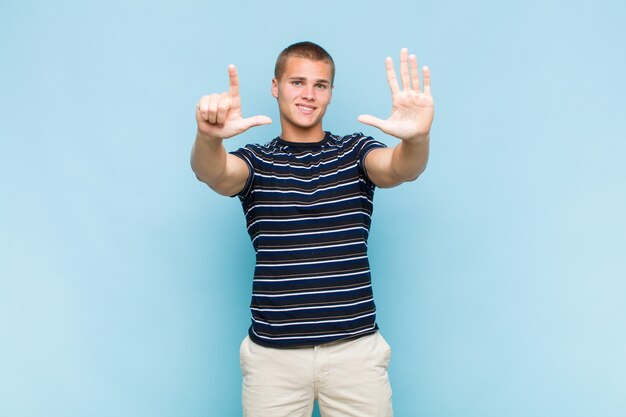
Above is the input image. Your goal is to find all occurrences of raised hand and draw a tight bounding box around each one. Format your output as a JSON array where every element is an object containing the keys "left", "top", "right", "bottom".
[
  {"left": 196, "top": 65, "right": 272, "bottom": 140},
  {"left": 358, "top": 48, "right": 434, "bottom": 142}
]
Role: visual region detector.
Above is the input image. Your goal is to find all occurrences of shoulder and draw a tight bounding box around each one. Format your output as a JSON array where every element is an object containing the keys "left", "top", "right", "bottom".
[
  {"left": 327, "top": 132, "right": 387, "bottom": 153},
  {"left": 325, "top": 132, "right": 365, "bottom": 149},
  {"left": 231, "top": 138, "right": 280, "bottom": 159},
  {"left": 241, "top": 138, "right": 279, "bottom": 153},
  {"left": 328, "top": 132, "right": 366, "bottom": 145}
]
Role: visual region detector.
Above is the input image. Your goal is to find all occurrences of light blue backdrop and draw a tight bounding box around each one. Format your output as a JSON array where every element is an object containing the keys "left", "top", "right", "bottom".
[{"left": 1, "top": 0, "right": 625, "bottom": 416}]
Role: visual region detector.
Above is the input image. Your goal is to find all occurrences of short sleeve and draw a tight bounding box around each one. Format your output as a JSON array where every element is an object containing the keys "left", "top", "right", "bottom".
[
  {"left": 228, "top": 146, "right": 255, "bottom": 199},
  {"left": 355, "top": 134, "right": 387, "bottom": 187}
]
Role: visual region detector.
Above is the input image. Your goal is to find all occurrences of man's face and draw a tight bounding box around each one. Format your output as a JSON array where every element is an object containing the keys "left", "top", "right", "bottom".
[{"left": 272, "top": 57, "right": 333, "bottom": 135}]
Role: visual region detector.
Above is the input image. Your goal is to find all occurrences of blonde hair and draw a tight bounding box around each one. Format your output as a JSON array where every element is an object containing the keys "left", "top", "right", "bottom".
[{"left": 274, "top": 41, "right": 335, "bottom": 85}]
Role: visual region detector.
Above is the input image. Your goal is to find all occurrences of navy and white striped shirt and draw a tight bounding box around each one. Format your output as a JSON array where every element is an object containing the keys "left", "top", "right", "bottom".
[{"left": 230, "top": 131, "right": 387, "bottom": 348}]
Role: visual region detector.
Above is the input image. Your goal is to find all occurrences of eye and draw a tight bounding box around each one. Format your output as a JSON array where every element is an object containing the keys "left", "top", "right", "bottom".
[
  {"left": 316, "top": 83, "right": 327, "bottom": 89},
  {"left": 292, "top": 80, "right": 302, "bottom": 86}
]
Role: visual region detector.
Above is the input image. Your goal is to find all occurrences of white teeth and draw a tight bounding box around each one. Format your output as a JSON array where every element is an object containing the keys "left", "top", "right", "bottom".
[{"left": 297, "top": 104, "right": 315, "bottom": 111}]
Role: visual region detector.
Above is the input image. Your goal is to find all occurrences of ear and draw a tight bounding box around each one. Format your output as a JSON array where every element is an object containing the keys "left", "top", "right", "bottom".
[{"left": 271, "top": 78, "right": 278, "bottom": 98}]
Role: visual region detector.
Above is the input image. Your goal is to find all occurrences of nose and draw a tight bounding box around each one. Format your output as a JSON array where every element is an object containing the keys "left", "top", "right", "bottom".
[{"left": 301, "top": 85, "right": 316, "bottom": 101}]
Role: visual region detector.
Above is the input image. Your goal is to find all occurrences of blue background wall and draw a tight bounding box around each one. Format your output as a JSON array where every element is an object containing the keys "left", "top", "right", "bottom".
[{"left": 1, "top": 0, "right": 625, "bottom": 416}]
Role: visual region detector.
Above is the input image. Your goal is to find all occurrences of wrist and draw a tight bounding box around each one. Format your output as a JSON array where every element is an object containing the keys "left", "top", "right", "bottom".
[
  {"left": 404, "top": 133, "right": 430, "bottom": 144},
  {"left": 196, "top": 130, "right": 223, "bottom": 144}
]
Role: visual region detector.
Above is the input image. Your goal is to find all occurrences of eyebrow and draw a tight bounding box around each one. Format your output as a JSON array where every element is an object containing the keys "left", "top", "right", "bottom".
[{"left": 288, "top": 76, "right": 331, "bottom": 84}]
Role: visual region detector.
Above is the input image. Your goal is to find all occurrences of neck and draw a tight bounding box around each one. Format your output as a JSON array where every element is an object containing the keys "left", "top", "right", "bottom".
[{"left": 279, "top": 122, "right": 325, "bottom": 143}]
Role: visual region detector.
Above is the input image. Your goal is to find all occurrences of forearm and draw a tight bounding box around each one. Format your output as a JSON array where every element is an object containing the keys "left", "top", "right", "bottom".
[
  {"left": 190, "top": 132, "right": 228, "bottom": 187},
  {"left": 390, "top": 135, "right": 430, "bottom": 182}
]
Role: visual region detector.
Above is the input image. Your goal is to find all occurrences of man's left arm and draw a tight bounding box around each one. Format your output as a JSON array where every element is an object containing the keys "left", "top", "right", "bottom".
[
  {"left": 358, "top": 48, "right": 434, "bottom": 188},
  {"left": 365, "top": 136, "right": 429, "bottom": 188}
]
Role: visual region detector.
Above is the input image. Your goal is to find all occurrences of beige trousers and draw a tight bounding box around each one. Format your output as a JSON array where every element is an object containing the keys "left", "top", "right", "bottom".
[{"left": 239, "top": 332, "right": 393, "bottom": 417}]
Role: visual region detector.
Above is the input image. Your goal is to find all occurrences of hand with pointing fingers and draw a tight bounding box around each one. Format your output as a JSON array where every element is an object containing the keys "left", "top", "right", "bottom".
[
  {"left": 196, "top": 65, "right": 272, "bottom": 141},
  {"left": 358, "top": 48, "right": 434, "bottom": 142}
]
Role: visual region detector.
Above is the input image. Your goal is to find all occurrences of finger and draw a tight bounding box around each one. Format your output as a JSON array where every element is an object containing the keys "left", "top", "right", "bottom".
[
  {"left": 195, "top": 100, "right": 204, "bottom": 120},
  {"left": 423, "top": 65, "right": 431, "bottom": 95},
  {"left": 239, "top": 115, "right": 272, "bottom": 131},
  {"left": 400, "top": 48, "right": 410, "bottom": 90},
  {"left": 385, "top": 57, "right": 400, "bottom": 95},
  {"left": 197, "top": 96, "right": 211, "bottom": 121},
  {"left": 357, "top": 114, "right": 387, "bottom": 131},
  {"left": 207, "top": 95, "right": 218, "bottom": 124},
  {"left": 409, "top": 54, "right": 420, "bottom": 92},
  {"left": 216, "top": 93, "right": 231, "bottom": 126},
  {"left": 228, "top": 64, "right": 240, "bottom": 98}
]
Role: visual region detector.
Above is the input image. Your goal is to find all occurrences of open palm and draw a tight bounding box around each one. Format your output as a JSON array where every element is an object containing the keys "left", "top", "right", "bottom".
[{"left": 358, "top": 48, "right": 434, "bottom": 142}]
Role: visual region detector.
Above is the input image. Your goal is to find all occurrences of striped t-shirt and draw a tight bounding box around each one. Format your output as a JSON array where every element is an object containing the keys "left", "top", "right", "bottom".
[{"left": 229, "top": 131, "right": 387, "bottom": 348}]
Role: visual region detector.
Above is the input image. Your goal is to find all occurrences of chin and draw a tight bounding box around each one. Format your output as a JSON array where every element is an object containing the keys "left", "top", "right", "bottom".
[{"left": 290, "top": 115, "right": 320, "bottom": 129}]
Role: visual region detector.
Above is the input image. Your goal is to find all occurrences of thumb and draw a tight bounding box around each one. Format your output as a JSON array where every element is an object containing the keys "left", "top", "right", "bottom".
[
  {"left": 239, "top": 115, "right": 272, "bottom": 131},
  {"left": 357, "top": 114, "right": 387, "bottom": 131}
]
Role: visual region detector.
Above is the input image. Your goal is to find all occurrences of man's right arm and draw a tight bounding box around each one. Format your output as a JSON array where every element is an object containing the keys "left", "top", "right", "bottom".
[
  {"left": 190, "top": 64, "right": 271, "bottom": 196},
  {"left": 190, "top": 133, "right": 249, "bottom": 197}
]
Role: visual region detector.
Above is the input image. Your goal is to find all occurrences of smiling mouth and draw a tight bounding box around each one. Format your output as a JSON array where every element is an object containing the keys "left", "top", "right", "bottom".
[{"left": 296, "top": 104, "right": 316, "bottom": 114}]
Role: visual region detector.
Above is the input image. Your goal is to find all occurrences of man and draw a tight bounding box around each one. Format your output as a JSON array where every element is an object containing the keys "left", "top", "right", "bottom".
[{"left": 191, "top": 41, "right": 433, "bottom": 417}]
